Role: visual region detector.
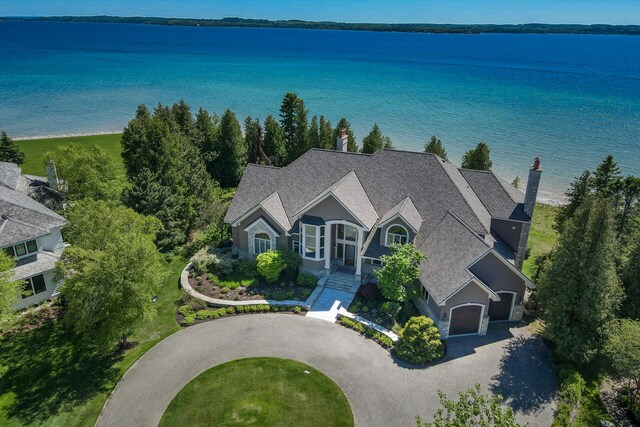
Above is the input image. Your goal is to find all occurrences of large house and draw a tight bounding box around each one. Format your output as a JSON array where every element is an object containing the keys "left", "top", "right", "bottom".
[
  {"left": 224, "top": 132, "right": 540, "bottom": 338},
  {"left": 0, "top": 161, "right": 67, "bottom": 310}
]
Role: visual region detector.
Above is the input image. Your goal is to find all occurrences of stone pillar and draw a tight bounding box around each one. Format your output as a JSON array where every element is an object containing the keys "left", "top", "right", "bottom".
[
  {"left": 479, "top": 316, "right": 490, "bottom": 336},
  {"left": 511, "top": 303, "right": 524, "bottom": 321},
  {"left": 437, "top": 320, "right": 450, "bottom": 339}
]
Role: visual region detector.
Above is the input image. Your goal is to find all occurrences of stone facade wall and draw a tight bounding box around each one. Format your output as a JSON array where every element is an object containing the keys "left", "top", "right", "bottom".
[
  {"left": 479, "top": 315, "right": 490, "bottom": 336},
  {"left": 511, "top": 303, "right": 524, "bottom": 321}
]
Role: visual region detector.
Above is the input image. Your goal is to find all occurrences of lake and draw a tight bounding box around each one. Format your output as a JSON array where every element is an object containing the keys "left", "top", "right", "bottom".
[{"left": 1, "top": 20, "right": 639, "bottom": 200}]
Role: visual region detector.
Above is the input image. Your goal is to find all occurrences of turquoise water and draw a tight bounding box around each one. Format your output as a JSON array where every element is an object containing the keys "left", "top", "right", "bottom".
[{"left": 1, "top": 21, "right": 640, "bottom": 199}]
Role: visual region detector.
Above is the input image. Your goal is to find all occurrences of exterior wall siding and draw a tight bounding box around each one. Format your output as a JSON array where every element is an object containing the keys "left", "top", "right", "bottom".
[
  {"left": 303, "top": 196, "right": 360, "bottom": 225},
  {"left": 12, "top": 269, "right": 59, "bottom": 310},
  {"left": 469, "top": 253, "right": 526, "bottom": 306},
  {"left": 379, "top": 218, "right": 415, "bottom": 246},
  {"left": 491, "top": 219, "right": 523, "bottom": 252}
]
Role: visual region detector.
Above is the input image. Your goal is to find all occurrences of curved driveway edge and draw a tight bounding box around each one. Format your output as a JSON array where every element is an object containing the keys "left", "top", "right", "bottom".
[{"left": 96, "top": 315, "right": 556, "bottom": 427}]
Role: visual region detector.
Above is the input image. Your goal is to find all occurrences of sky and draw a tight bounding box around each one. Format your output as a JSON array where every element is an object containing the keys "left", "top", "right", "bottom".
[{"left": 1, "top": 0, "right": 639, "bottom": 25}]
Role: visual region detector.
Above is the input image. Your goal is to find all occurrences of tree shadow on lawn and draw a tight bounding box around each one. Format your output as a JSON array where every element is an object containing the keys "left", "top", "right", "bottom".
[
  {"left": 0, "top": 320, "right": 122, "bottom": 425},
  {"left": 490, "top": 335, "right": 557, "bottom": 415}
]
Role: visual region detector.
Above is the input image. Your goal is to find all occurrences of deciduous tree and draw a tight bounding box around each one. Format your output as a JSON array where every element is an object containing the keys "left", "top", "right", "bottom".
[
  {"left": 608, "top": 319, "right": 640, "bottom": 410},
  {"left": 375, "top": 243, "right": 424, "bottom": 302},
  {"left": 461, "top": 142, "right": 492, "bottom": 170},
  {"left": 0, "top": 252, "right": 21, "bottom": 323},
  {"left": 537, "top": 197, "right": 623, "bottom": 364}
]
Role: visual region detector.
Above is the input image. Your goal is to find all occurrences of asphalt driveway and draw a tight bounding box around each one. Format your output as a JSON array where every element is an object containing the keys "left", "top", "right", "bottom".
[{"left": 96, "top": 314, "right": 556, "bottom": 427}]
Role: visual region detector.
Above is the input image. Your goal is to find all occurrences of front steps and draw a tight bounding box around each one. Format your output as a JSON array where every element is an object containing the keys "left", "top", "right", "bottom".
[{"left": 324, "top": 272, "right": 360, "bottom": 293}]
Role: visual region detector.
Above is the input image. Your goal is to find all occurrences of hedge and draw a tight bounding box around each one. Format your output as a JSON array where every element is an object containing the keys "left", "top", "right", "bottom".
[
  {"left": 179, "top": 304, "right": 304, "bottom": 326},
  {"left": 340, "top": 316, "right": 394, "bottom": 348}
]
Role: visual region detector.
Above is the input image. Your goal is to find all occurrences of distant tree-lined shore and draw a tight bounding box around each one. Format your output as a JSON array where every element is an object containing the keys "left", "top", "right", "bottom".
[{"left": 2, "top": 16, "right": 639, "bottom": 36}]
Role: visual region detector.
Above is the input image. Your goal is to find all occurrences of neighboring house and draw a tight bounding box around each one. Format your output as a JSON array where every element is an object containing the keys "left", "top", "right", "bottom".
[
  {"left": 224, "top": 132, "right": 541, "bottom": 338},
  {"left": 0, "top": 161, "right": 67, "bottom": 310}
]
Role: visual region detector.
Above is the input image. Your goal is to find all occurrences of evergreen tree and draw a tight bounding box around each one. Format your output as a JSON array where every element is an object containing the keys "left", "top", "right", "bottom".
[
  {"left": 617, "top": 176, "right": 640, "bottom": 238},
  {"left": 333, "top": 117, "right": 358, "bottom": 152},
  {"left": 0, "top": 130, "right": 25, "bottom": 165},
  {"left": 554, "top": 171, "right": 592, "bottom": 233},
  {"left": 171, "top": 99, "right": 195, "bottom": 138},
  {"left": 319, "top": 115, "right": 334, "bottom": 149},
  {"left": 537, "top": 198, "right": 623, "bottom": 364},
  {"left": 244, "top": 116, "right": 263, "bottom": 164},
  {"left": 194, "top": 107, "right": 219, "bottom": 174},
  {"left": 461, "top": 142, "right": 492, "bottom": 171},
  {"left": 361, "top": 124, "right": 394, "bottom": 154},
  {"left": 622, "top": 236, "right": 640, "bottom": 319},
  {"left": 279, "top": 92, "right": 308, "bottom": 164},
  {"left": 0, "top": 252, "right": 21, "bottom": 324},
  {"left": 214, "top": 109, "right": 247, "bottom": 187},
  {"left": 263, "top": 114, "right": 286, "bottom": 165},
  {"left": 423, "top": 135, "right": 448, "bottom": 160},
  {"left": 593, "top": 155, "right": 621, "bottom": 197},
  {"left": 512, "top": 176, "right": 521, "bottom": 189},
  {"left": 306, "top": 115, "right": 321, "bottom": 149}
]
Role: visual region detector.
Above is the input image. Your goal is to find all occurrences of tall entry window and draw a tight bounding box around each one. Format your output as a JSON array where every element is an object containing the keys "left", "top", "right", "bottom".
[
  {"left": 253, "top": 232, "right": 271, "bottom": 254},
  {"left": 335, "top": 224, "right": 359, "bottom": 267},
  {"left": 302, "top": 224, "right": 325, "bottom": 260}
]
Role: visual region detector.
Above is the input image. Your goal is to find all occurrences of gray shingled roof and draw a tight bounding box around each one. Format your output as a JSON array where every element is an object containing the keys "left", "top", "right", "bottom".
[
  {"left": 225, "top": 149, "right": 496, "bottom": 235},
  {"left": 13, "top": 249, "right": 62, "bottom": 280},
  {"left": 378, "top": 196, "right": 423, "bottom": 232},
  {"left": 459, "top": 169, "right": 530, "bottom": 222},
  {"left": 0, "top": 216, "right": 49, "bottom": 247},
  {"left": 417, "top": 212, "right": 492, "bottom": 305},
  {"left": 0, "top": 162, "right": 21, "bottom": 191}
]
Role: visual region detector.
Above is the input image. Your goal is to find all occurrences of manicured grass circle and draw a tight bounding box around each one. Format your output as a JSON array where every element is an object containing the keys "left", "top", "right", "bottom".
[{"left": 159, "top": 357, "right": 353, "bottom": 427}]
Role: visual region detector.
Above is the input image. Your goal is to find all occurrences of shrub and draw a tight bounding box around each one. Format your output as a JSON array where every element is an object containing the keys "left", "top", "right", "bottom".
[
  {"left": 238, "top": 260, "right": 257, "bottom": 276},
  {"left": 395, "top": 316, "right": 444, "bottom": 364},
  {"left": 280, "top": 248, "right": 300, "bottom": 276},
  {"left": 553, "top": 364, "right": 586, "bottom": 426},
  {"left": 256, "top": 250, "right": 286, "bottom": 283},
  {"left": 236, "top": 305, "right": 245, "bottom": 313},
  {"left": 178, "top": 305, "right": 195, "bottom": 317},
  {"left": 270, "top": 290, "right": 294, "bottom": 301},
  {"left": 181, "top": 313, "right": 196, "bottom": 326},
  {"left": 380, "top": 301, "right": 401, "bottom": 316},
  {"left": 191, "top": 248, "right": 214, "bottom": 275},
  {"left": 296, "top": 273, "right": 317, "bottom": 288},
  {"left": 210, "top": 252, "right": 239, "bottom": 276},
  {"left": 300, "top": 289, "right": 312, "bottom": 299},
  {"left": 225, "top": 306, "right": 235, "bottom": 315},
  {"left": 220, "top": 287, "right": 230, "bottom": 294},
  {"left": 292, "top": 306, "right": 301, "bottom": 314}
]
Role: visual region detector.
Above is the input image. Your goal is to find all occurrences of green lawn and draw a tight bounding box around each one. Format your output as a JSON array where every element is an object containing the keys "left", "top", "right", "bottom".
[
  {"left": 0, "top": 255, "right": 184, "bottom": 427},
  {"left": 523, "top": 203, "right": 560, "bottom": 278},
  {"left": 159, "top": 357, "right": 354, "bottom": 427},
  {"left": 16, "top": 134, "right": 123, "bottom": 176}
]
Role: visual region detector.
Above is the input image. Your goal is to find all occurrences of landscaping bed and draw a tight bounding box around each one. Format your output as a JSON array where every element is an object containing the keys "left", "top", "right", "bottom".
[
  {"left": 188, "top": 249, "right": 317, "bottom": 302},
  {"left": 347, "top": 283, "right": 419, "bottom": 331},
  {"left": 175, "top": 302, "right": 307, "bottom": 327}
]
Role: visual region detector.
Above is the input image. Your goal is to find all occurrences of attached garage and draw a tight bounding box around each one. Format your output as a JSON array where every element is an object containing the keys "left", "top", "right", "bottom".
[
  {"left": 488, "top": 291, "right": 515, "bottom": 321},
  {"left": 449, "top": 304, "right": 483, "bottom": 336}
]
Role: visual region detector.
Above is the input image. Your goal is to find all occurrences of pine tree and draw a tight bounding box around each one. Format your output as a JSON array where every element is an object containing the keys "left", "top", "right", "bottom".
[
  {"left": 537, "top": 197, "right": 623, "bottom": 364},
  {"left": 306, "top": 115, "right": 322, "bottom": 149},
  {"left": 0, "top": 130, "right": 25, "bottom": 165},
  {"left": 424, "top": 135, "right": 448, "bottom": 160},
  {"left": 617, "top": 176, "right": 640, "bottom": 238},
  {"left": 554, "top": 171, "right": 592, "bottom": 233},
  {"left": 244, "top": 116, "right": 263, "bottom": 164},
  {"left": 279, "top": 92, "right": 308, "bottom": 164},
  {"left": 214, "top": 109, "right": 247, "bottom": 187},
  {"left": 171, "top": 99, "right": 195, "bottom": 138},
  {"left": 461, "top": 142, "right": 492, "bottom": 171},
  {"left": 319, "top": 115, "right": 334, "bottom": 150},
  {"left": 263, "top": 114, "right": 286, "bottom": 165},
  {"left": 361, "top": 124, "right": 394, "bottom": 154},
  {"left": 512, "top": 176, "right": 520, "bottom": 189},
  {"left": 194, "top": 107, "right": 219, "bottom": 174},
  {"left": 333, "top": 117, "right": 358, "bottom": 152},
  {"left": 593, "top": 155, "right": 621, "bottom": 197},
  {"left": 622, "top": 237, "right": 640, "bottom": 319}
]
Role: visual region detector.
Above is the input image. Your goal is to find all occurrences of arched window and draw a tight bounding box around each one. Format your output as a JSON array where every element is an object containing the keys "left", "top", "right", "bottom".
[
  {"left": 386, "top": 225, "right": 408, "bottom": 246},
  {"left": 254, "top": 232, "right": 271, "bottom": 254}
]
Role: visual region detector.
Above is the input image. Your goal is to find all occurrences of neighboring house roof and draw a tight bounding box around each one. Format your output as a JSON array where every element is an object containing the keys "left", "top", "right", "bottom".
[
  {"left": 0, "top": 162, "right": 21, "bottom": 191},
  {"left": 225, "top": 149, "right": 498, "bottom": 236},
  {"left": 377, "top": 196, "right": 423, "bottom": 233},
  {"left": 13, "top": 249, "right": 62, "bottom": 280},
  {"left": 417, "top": 212, "right": 493, "bottom": 305},
  {"left": 459, "top": 169, "right": 530, "bottom": 222},
  {"left": 0, "top": 163, "right": 67, "bottom": 248}
]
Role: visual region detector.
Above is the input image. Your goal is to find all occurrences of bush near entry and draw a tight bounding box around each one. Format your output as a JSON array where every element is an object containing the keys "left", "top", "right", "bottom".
[{"left": 395, "top": 316, "right": 444, "bottom": 364}]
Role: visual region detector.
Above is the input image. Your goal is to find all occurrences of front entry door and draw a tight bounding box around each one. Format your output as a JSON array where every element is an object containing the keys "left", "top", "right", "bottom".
[{"left": 344, "top": 244, "right": 356, "bottom": 266}]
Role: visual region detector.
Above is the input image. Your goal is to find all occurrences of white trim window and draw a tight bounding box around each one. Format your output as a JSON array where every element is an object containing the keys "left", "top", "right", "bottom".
[
  {"left": 254, "top": 232, "right": 271, "bottom": 254},
  {"left": 3, "top": 239, "right": 38, "bottom": 259},
  {"left": 22, "top": 274, "right": 47, "bottom": 298},
  {"left": 302, "top": 224, "right": 325, "bottom": 260},
  {"left": 292, "top": 240, "right": 300, "bottom": 254},
  {"left": 385, "top": 225, "right": 408, "bottom": 246}
]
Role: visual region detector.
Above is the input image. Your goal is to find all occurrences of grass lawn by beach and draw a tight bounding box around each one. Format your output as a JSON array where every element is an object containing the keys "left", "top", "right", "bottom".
[
  {"left": 523, "top": 203, "right": 559, "bottom": 278},
  {"left": 16, "top": 134, "right": 123, "bottom": 176},
  {"left": 159, "top": 358, "right": 354, "bottom": 427},
  {"left": 0, "top": 255, "right": 184, "bottom": 427}
]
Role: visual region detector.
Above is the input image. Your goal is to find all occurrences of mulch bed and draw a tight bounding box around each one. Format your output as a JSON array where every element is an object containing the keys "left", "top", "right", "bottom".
[
  {"left": 2, "top": 300, "right": 64, "bottom": 336},
  {"left": 188, "top": 271, "right": 314, "bottom": 302}
]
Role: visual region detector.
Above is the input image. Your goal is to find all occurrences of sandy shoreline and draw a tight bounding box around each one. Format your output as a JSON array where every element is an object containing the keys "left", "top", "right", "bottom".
[
  {"left": 13, "top": 130, "right": 567, "bottom": 205},
  {"left": 13, "top": 130, "right": 123, "bottom": 141}
]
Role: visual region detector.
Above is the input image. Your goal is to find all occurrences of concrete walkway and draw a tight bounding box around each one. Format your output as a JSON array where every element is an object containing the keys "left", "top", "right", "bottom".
[
  {"left": 306, "top": 287, "right": 357, "bottom": 322},
  {"left": 97, "top": 315, "right": 556, "bottom": 427}
]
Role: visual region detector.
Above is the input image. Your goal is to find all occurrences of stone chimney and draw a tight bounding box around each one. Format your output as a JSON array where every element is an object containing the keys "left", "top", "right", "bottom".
[
  {"left": 45, "top": 159, "right": 59, "bottom": 191},
  {"left": 336, "top": 128, "right": 348, "bottom": 152},
  {"left": 524, "top": 157, "right": 542, "bottom": 218}
]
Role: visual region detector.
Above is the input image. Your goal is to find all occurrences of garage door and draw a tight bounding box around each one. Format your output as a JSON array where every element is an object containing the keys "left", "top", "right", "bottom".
[
  {"left": 488, "top": 292, "right": 514, "bottom": 321},
  {"left": 449, "top": 305, "right": 482, "bottom": 336}
]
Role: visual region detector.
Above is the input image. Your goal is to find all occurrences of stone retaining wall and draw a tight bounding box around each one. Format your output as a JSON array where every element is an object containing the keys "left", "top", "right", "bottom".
[{"left": 180, "top": 262, "right": 325, "bottom": 310}]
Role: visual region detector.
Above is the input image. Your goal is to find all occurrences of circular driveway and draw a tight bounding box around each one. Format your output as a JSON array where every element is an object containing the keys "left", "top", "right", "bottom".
[{"left": 96, "top": 314, "right": 556, "bottom": 427}]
